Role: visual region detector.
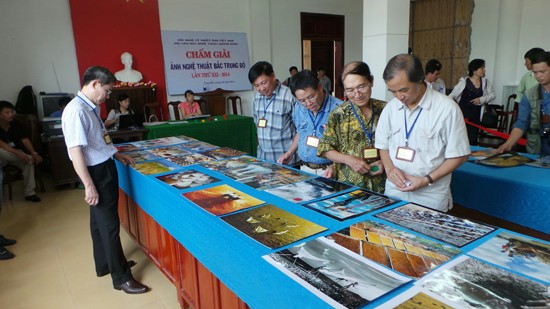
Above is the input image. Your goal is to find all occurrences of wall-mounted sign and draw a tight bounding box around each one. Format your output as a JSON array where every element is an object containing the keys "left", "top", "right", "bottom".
[{"left": 161, "top": 31, "right": 251, "bottom": 95}]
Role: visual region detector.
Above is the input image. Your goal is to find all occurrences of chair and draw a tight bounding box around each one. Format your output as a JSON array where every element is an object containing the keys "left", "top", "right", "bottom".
[
  {"left": 168, "top": 101, "right": 182, "bottom": 120},
  {"left": 197, "top": 98, "right": 209, "bottom": 115},
  {"left": 143, "top": 102, "right": 164, "bottom": 122},
  {"left": 226, "top": 96, "right": 243, "bottom": 115},
  {"left": 3, "top": 114, "right": 46, "bottom": 200}
]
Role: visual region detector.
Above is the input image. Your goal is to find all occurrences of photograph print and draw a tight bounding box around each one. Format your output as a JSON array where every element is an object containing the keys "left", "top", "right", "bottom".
[
  {"left": 182, "top": 184, "right": 264, "bottom": 216},
  {"left": 264, "top": 236, "right": 410, "bottom": 309},
  {"left": 178, "top": 140, "right": 219, "bottom": 152},
  {"left": 156, "top": 170, "right": 221, "bottom": 190},
  {"left": 328, "top": 220, "right": 461, "bottom": 278},
  {"left": 200, "top": 156, "right": 259, "bottom": 173},
  {"left": 468, "top": 232, "right": 550, "bottom": 284},
  {"left": 164, "top": 153, "right": 214, "bottom": 167},
  {"left": 125, "top": 150, "right": 159, "bottom": 163},
  {"left": 264, "top": 177, "right": 352, "bottom": 203},
  {"left": 379, "top": 286, "right": 459, "bottom": 309},
  {"left": 419, "top": 255, "right": 550, "bottom": 309},
  {"left": 146, "top": 146, "right": 190, "bottom": 158},
  {"left": 375, "top": 203, "right": 495, "bottom": 247},
  {"left": 200, "top": 147, "right": 248, "bottom": 160},
  {"left": 304, "top": 189, "right": 396, "bottom": 220},
  {"left": 115, "top": 143, "right": 139, "bottom": 152},
  {"left": 222, "top": 204, "right": 327, "bottom": 249},
  {"left": 477, "top": 151, "right": 534, "bottom": 167},
  {"left": 240, "top": 167, "right": 314, "bottom": 190},
  {"left": 132, "top": 160, "right": 177, "bottom": 175}
]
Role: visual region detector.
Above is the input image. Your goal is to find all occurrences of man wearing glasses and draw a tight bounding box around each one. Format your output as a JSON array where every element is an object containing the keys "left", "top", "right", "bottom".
[
  {"left": 278, "top": 70, "right": 342, "bottom": 175},
  {"left": 376, "top": 54, "right": 470, "bottom": 212},
  {"left": 317, "top": 61, "right": 386, "bottom": 192},
  {"left": 62, "top": 66, "right": 149, "bottom": 294},
  {"left": 249, "top": 61, "right": 298, "bottom": 166}
]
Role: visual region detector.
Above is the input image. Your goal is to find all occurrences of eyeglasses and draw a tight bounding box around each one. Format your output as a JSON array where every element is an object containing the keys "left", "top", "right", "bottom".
[
  {"left": 344, "top": 83, "right": 370, "bottom": 98},
  {"left": 100, "top": 83, "right": 113, "bottom": 96},
  {"left": 298, "top": 91, "right": 319, "bottom": 106}
]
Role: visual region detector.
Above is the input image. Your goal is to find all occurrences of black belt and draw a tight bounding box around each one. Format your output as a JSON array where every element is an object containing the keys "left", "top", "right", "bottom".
[{"left": 301, "top": 161, "right": 330, "bottom": 169}]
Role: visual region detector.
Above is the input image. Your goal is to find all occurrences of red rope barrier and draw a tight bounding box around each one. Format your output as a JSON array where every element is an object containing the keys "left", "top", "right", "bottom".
[{"left": 464, "top": 119, "right": 526, "bottom": 146}]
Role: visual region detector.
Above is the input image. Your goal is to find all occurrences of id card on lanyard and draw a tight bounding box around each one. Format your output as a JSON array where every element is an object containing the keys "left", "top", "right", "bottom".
[
  {"left": 77, "top": 95, "right": 112, "bottom": 145},
  {"left": 350, "top": 102, "right": 378, "bottom": 160},
  {"left": 305, "top": 100, "right": 327, "bottom": 148},
  {"left": 396, "top": 107, "right": 423, "bottom": 162},
  {"left": 258, "top": 93, "right": 276, "bottom": 128}
]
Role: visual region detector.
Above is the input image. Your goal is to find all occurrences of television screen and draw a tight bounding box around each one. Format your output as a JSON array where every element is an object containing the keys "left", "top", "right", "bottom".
[{"left": 37, "top": 93, "right": 74, "bottom": 121}]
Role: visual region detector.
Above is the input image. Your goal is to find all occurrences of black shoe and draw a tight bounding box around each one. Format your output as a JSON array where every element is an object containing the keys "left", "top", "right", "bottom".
[
  {"left": 97, "top": 260, "right": 137, "bottom": 277},
  {"left": 0, "top": 246, "right": 15, "bottom": 260},
  {"left": 0, "top": 235, "right": 16, "bottom": 246},
  {"left": 114, "top": 278, "right": 149, "bottom": 294},
  {"left": 25, "top": 195, "right": 41, "bottom": 203}
]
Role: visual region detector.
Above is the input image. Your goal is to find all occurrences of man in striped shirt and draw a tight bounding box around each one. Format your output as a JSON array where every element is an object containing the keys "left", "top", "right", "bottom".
[
  {"left": 62, "top": 66, "right": 149, "bottom": 294},
  {"left": 249, "top": 61, "right": 298, "bottom": 166}
]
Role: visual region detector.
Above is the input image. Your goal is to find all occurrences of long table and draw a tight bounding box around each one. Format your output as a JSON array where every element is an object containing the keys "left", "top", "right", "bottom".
[
  {"left": 116, "top": 140, "right": 550, "bottom": 308},
  {"left": 144, "top": 115, "right": 257, "bottom": 156},
  {"left": 451, "top": 147, "right": 550, "bottom": 234}
]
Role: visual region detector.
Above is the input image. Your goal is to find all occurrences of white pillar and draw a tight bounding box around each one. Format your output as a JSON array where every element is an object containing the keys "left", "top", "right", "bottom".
[{"left": 363, "top": 0, "right": 410, "bottom": 101}]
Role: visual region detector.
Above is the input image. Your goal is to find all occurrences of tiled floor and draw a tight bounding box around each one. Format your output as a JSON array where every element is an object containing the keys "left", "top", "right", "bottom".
[{"left": 0, "top": 179, "right": 181, "bottom": 309}]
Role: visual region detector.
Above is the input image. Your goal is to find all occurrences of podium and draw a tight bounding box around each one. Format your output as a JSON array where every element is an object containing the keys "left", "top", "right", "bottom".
[{"left": 194, "top": 88, "right": 233, "bottom": 116}]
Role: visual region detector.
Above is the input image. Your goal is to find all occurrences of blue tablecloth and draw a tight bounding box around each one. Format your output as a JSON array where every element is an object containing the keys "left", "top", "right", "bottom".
[
  {"left": 116, "top": 151, "right": 527, "bottom": 308},
  {"left": 451, "top": 147, "right": 550, "bottom": 234}
]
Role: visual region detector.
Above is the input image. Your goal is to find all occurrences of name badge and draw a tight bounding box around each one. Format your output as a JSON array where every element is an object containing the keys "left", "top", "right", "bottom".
[
  {"left": 257, "top": 118, "right": 267, "bottom": 128},
  {"left": 306, "top": 136, "right": 320, "bottom": 148},
  {"left": 396, "top": 146, "right": 415, "bottom": 162},
  {"left": 363, "top": 148, "right": 378, "bottom": 160},
  {"left": 104, "top": 134, "right": 113, "bottom": 145}
]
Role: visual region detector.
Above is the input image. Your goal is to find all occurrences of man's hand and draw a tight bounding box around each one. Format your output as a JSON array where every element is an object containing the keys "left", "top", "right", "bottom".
[
  {"left": 114, "top": 152, "right": 135, "bottom": 165},
  {"left": 16, "top": 150, "right": 31, "bottom": 164},
  {"left": 324, "top": 164, "right": 334, "bottom": 178},
  {"left": 85, "top": 183, "right": 99, "bottom": 206},
  {"left": 277, "top": 151, "right": 293, "bottom": 165},
  {"left": 386, "top": 166, "right": 410, "bottom": 189},
  {"left": 368, "top": 160, "right": 384, "bottom": 176},
  {"left": 31, "top": 153, "right": 43, "bottom": 165},
  {"left": 396, "top": 174, "right": 430, "bottom": 192},
  {"left": 345, "top": 155, "right": 371, "bottom": 174}
]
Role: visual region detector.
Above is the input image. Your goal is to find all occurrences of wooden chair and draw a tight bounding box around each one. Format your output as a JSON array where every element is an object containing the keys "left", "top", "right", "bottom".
[
  {"left": 197, "top": 98, "right": 209, "bottom": 115},
  {"left": 168, "top": 101, "right": 182, "bottom": 120},
  {"left": 226, "top": 96, "right": 243, "bottom": 115},
  {"left": 143, "top": 102, "right": 164, "bottom": 121},
  {"left": 3, "top": 114, "right": 46, "bottom": 200}
]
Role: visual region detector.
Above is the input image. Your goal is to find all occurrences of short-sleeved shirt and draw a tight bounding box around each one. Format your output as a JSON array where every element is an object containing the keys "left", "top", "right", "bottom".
[
  {"left": 252, "top": 82, "right": 297, "bottom": 164},
  {"left": 0, "top": 120, "right": 29, "bottom": 150},
  {"left": 375, "top": 88, "right": 470, "bottom": 211},
  {"left": 292, "top": 92, "right": 342, "bottom": 164},
  {"left": 62, "top": 91, "right": 117, "bottom": 166},
  {"left": 515, "top": 71, "right": 539, "bottom": 103},
  {"left": 178, "top": 101, "right": 201, "bottom": 116},
  {"left": 317, "top": 99, "right": 386, "bottom": 192}
]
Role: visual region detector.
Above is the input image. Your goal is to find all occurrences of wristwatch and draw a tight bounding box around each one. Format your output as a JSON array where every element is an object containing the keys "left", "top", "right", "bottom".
[{"left": 425, "top": 174, "right": 434, "bottom": 186}]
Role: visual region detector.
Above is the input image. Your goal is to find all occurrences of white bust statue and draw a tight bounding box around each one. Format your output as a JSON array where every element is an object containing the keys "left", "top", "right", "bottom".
[{"left": 114, "top": 52, "right": 143, "bottom": 83}]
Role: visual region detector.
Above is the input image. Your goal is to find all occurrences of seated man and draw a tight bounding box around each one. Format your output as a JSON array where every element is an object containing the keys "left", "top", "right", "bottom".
[{"left": 0, "top": 101, "right": 41, "bottom": 202}]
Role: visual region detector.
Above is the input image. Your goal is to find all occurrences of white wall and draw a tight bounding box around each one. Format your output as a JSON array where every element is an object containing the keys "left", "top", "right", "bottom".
[
  {"left": 159, "top": 0, "right": 363, "bottom": 116},
  {"left": 471, "top": 0, "right": 550, "bottom": 108},
  {"left": 0, "top": 0, "right": 80, "bottom": 103}
]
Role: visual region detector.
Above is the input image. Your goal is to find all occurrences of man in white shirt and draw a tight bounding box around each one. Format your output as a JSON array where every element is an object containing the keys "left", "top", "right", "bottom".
[
  {"left": 62, "top": 66, "right": 148, "bottom": 294},
  {"left": 375, "top": 54, "right": 470, "bottom": 212},
  {"left": 425, "top": 59, "right": 446, "bottom": 94}
]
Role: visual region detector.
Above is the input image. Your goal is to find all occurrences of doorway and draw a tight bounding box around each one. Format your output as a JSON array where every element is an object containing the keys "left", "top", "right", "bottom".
[{"left": 301, "top": 12, "right": 345, "bottom": 99}]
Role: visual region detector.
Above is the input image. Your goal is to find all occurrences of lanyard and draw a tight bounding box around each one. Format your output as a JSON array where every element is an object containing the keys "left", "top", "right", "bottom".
[
  {"left": 403, "top": 107, "right": 423, "bottom": 146},
  {"left": 350, "top": 101, "right": 374, "bottom": 141},
  {"left": 77, "top": 95, "right": 107, "bottom": 132},
  {"left": 307, "top": 94, "right": 328, "bottom": 135}
]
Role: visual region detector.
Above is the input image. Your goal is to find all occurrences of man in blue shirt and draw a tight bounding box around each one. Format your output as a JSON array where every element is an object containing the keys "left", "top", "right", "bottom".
[
  {"left": 498, "top": 51, "right": 550, "bottom": 155},
  {"left": 278, "top": 70, "right": 342, "bottom": 175}
]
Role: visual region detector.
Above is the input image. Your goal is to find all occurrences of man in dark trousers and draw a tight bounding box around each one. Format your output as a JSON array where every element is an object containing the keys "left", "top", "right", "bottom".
[{"left": 62, "top": 66, "right": 148, "bottom": 294}]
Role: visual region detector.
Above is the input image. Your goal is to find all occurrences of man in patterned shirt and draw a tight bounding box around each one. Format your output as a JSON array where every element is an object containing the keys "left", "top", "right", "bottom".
[
  {"left": 249, "top": 61, "right": 298, "bottom": 166},
  {"left": 317, "top": 61, "right": 386, "bottom": 192}
]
